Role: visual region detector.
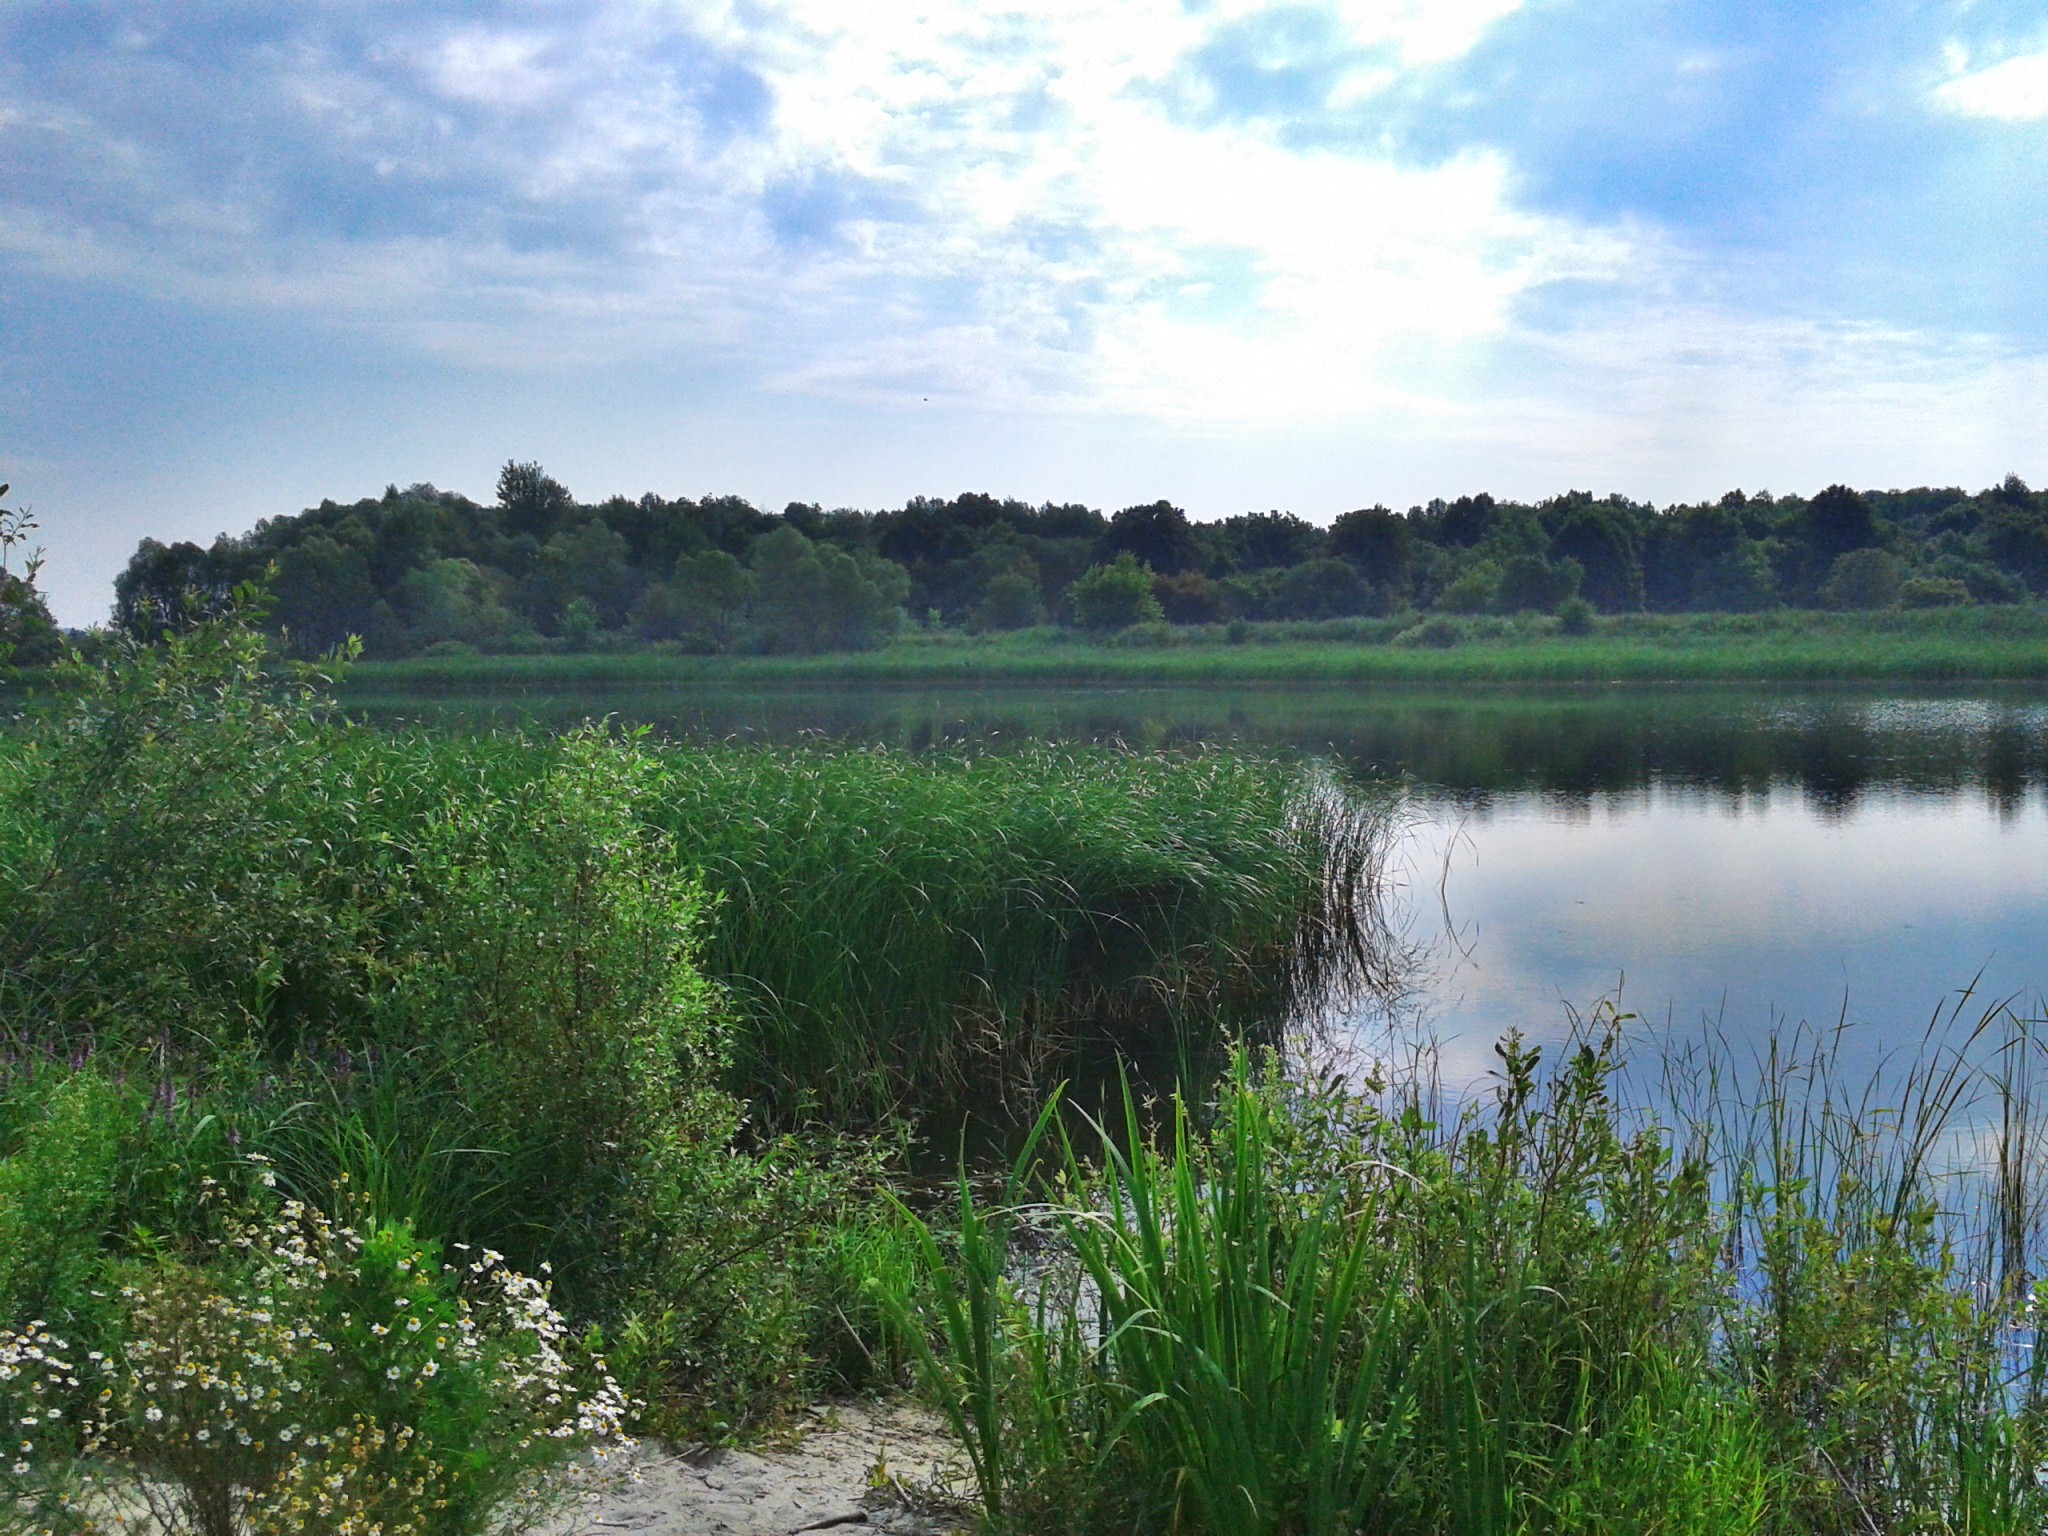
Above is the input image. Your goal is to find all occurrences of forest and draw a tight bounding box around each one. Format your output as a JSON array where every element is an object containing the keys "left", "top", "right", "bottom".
[{"left": 99, "top": 464, "right": 2048, "bottom": 659}]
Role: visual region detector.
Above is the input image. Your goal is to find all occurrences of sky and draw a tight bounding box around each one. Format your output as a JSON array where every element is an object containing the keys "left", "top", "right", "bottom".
[{"left": 3, "top": 1, "right": 2046, "bottom": 625}]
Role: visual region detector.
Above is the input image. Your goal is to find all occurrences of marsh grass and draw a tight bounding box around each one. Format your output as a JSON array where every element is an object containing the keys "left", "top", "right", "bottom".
[{"left": 884, "top": 1013, "right": 2048, "bottom": 1535}]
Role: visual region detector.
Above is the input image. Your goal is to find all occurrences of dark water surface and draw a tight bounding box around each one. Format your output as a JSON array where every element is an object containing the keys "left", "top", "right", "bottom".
[{"left": 348, "top": 679, "right": 2048, "bottom": 1089}]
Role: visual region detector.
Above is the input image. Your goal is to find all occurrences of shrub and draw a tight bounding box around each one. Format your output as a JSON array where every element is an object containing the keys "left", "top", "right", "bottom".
[
  {"left": 1821, "top": 548, "right": 1905, "bottom": 610},
  {"left": 0, "top": 1069, "right": 125, "bottom": 1336},
  {"left": 4, "top": 1191, "right": 632, "bottom": 1536},
  {"left": 1555, "top": 594, "right": 1596, "bottom": 635},
  {"left": 0, "top": 602, "right": 895, "bottom": 1433},
  {"left": 1495, "top": 551, "right": 1582, "bottom": 614},
  {"left": 1068, "top": 554, "right": 1165, "bottom": 630},
  {"left": 1434, "top": 561, "right": 1500, "bottom": 614},
  {"left": 1897, "top": 575, "right": 1970, "bottom": 608},
  {"left": 973, "top": 569, "right": 1048, "bottom": 632},
  {"left": 1397, "top": 615, "right": 1467, "bottom": 648}
]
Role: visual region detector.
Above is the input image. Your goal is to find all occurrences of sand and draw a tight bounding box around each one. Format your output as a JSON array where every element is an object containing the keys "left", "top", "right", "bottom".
[{"left": 546, "top": 1400, "right": 970, "bottom": 1536}]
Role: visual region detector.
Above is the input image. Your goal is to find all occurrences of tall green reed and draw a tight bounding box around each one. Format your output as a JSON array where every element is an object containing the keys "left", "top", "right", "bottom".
[
  {"left": 885, "top": 1017, "right": 2048, "bottom": 1535},
  {"left": 641, "top": 743, "right": 1400, "bottom": 1120}
]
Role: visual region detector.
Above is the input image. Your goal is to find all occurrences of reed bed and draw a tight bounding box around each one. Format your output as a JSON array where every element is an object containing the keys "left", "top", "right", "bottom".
[{"left": 643, "top": 744, "right": 1401, "bottom": 1120}]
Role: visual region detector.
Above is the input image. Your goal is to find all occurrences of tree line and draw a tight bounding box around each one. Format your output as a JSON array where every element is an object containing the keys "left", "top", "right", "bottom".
[{"left": 91, "top": 464, "right": 2048, "bottom": 657}]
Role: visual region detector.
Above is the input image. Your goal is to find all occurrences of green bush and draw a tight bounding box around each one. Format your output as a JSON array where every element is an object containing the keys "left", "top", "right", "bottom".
[
  {"left": 1396, "top": 614, "right": 1468, "bottom": 648},
  {"left": 0, "top": 603, "right": 893, "bottom": 1432},
  {"left": 1898, "top": 575, "right": 1971, "bottom": 608},
  {"left": 973, "top": 569, "right": 1049, "bottom": 632},
  {"left": 1068, "top": 553, "right": 1165, "bottom": 630},
  {"left": 1434, "top": 560, "right": 1501, "bottom": 614},
  {"left": 1556, "top": 594, "right": 1597, "bottom": 635},
  {"left": 4, "top": 1195, "right": 631, "bottom": 1536},
  {"left": 1821, "top": 548, "right": 1905, "bottom": 610}
]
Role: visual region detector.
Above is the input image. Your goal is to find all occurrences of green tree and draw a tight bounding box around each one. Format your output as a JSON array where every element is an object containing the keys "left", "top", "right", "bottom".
[
  {"left": 972, "top": 566, "right": 1048, "bottom": 632},
  {"left": 1981, "top": 504, "right": 2048, "bottom": 591},
  {"left": 1495, "top": 552, "right": 1582, "bottom": 614},
  {"left": 496, "top": 460, "right": 574, "bottom": 540},
  {"left": 522, "top": 518, "right": 637, "bottom": 633},
  {"left": 748, "top": 525, "right": 907, "bottom": 653},
  {"left": 1100, "top": 501, "right": 1196, "bottom": 573},
  {"left": 1068, "top": 553, "right": 1165, "bottom": 630},
  {"left": 397, "top": 559, "right": 524, "bottom": 650},
  {"left": 1327, "top": 505, "right": 1414, "bottom": 588},
  {"left": 638, "top": 549, "right": 756, "bottom": 650},
  {"left": 1690, "top": 542, "right": 1778, "bottom": 611},
  {"left": 1548, "top": 503, "right": 1644, "bottom": 611},
  {"left": 1274, "top": 557, "right": 1369, "bottom": 619},
  {"left": 1820, "top": 548, "right": 1904, "bottom": 610},
  {"left": 1792, "top": 484, "right": 1880, "bottom": 598},
  {"left": 113, "top": 538, "right": 254, "bottom": 634},
  {"left": 270, "top": 530, "right": 376, "bottom": 654},
  {"left": 1435, "top": 559, "right": 1501, "bottom": 614}
]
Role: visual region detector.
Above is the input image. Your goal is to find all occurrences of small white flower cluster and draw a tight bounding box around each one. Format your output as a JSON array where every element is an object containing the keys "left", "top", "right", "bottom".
[
  {"left": 0, "top": 1188, "right": 634, "bottom": 1534},
  {"left": 0, "top": 1321, "right": 81, "bottom": 1478}
]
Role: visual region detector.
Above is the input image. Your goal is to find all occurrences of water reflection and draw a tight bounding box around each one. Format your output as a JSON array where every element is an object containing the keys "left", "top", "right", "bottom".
[{"left": 1353, "top": 784, "right": 2048, "bottom": 1097}]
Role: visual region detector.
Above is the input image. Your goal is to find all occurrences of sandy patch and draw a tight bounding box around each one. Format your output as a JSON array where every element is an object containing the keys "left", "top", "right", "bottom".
[{"left": 548, "top": 1400, "right": 970, "bottom": 1536}]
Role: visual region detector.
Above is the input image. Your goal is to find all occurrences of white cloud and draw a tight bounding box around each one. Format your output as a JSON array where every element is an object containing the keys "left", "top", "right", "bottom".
[
  {"left": 1934, "top": 46, "right": 2048, "bottom": 121},
  {"left": 721, "top": 0, "right": 1602, "bottom": 419}
]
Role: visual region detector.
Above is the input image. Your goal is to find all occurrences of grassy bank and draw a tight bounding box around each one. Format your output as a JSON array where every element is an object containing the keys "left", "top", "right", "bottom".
[{"left": 337, "top": 604, "right": 2048, "bottom": 689}]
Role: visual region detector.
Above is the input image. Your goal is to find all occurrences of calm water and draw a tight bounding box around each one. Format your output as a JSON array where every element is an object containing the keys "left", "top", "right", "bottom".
[{"left": 348, "top": 679, "right": 2048, "bottom": 1089}]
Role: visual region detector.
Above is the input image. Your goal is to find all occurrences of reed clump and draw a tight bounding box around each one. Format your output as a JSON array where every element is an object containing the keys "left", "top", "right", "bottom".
[
  {"left": 648, "top": 744, "right": 1396, "bottom": 1119},
  {"left": 884, "top": 1019, "right": 2048, "bottom": 1536}
]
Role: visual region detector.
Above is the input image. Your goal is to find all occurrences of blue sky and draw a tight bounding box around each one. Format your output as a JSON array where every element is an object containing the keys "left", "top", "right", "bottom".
[{"left": 4, "top": 0, "right": 2045, "bottom": 623}]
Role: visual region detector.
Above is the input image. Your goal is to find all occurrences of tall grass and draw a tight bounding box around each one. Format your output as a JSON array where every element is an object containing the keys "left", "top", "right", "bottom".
[
  {"left": 885, "top": 1017, "right": 2048, "bottom": 1535},
  {"left": 645, "top": 744, "right": 1399, "bottom": 1119}
]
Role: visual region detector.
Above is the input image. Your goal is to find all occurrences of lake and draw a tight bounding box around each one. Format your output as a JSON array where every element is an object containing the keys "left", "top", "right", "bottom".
[{"left": 347, "top": 678, "right": 2048, "bottom": 1094}]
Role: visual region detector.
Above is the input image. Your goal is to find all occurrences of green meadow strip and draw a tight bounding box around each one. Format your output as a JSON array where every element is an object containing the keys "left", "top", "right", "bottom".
[{"left": 335, "top": 604, "right": 2048, "bottom": 690}]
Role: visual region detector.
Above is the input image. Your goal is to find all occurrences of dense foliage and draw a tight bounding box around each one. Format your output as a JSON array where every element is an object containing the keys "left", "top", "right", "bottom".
[
  {"left": 105, "top": 467, "right": 2048, "bottom": 657},
  {"left": 0, "top": 608, "right": 885, "bottom": 1465}
]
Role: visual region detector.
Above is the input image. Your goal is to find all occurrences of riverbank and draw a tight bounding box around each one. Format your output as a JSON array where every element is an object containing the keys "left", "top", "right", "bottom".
[{"left": 335, "top": 605, "right": 2048, "bottom": 689}]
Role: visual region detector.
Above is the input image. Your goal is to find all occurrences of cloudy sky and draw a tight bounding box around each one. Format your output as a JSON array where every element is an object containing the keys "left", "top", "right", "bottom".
[{"left": 3, "top": 1, "right": 2045, "bottom": 623}]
